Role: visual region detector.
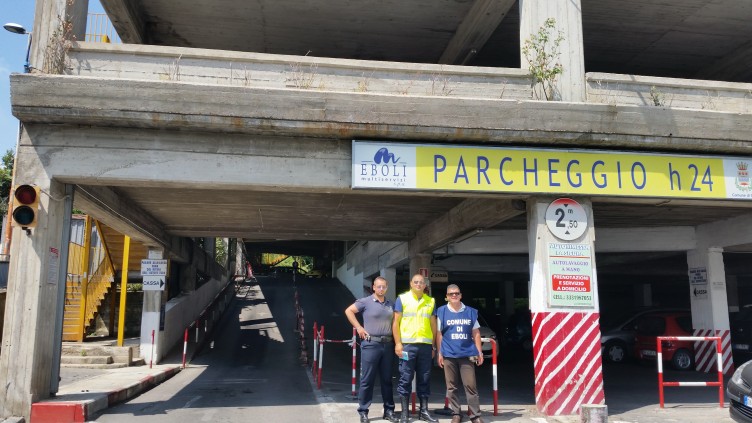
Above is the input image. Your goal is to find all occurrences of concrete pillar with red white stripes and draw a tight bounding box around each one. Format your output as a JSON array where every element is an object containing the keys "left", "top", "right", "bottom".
[
  {"left": 527, "top": 197, "right": 605, "bottom": 416},
  {"left": 686, "top": 247, "right": 733, "bottom": 374}
]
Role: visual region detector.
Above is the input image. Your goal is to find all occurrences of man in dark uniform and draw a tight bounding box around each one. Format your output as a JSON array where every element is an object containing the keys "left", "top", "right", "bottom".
[{"left": 345, "top": 276, "right": 397, "bottom": 422}]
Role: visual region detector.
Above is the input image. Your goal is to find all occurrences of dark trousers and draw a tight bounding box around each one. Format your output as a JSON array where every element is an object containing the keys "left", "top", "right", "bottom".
[
  {"left": 358, "top": 340, "right": 395, "bottom": 413},
  {"left": 443, "top": 357, "right": 480, "bottom": 418},
  {"left": 397, "top": 343, "right": 432, "bottom": 398}
]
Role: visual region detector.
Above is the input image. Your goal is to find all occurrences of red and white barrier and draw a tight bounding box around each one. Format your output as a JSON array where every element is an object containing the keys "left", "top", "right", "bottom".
[
  {"left": 656, "top": 336, "right": 724, "bottom": 408},
  {"left": 482, "top": 337, "right": 499, "bottom": 416},
  {"left": 182, "top": 327, "right": 189, "bottom": 368},
  {"left": 350, "top": 327, "right": 357, "bottom": 398},
  {"left": 312, "top": 323, "right": 357, "bottom": 395},
  {"left": 438, "top": 338, "right": 499, "bottom": 416}
]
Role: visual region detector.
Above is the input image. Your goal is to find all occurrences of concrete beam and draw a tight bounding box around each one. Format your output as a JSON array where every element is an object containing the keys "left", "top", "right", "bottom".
[
  {"left": 696, "top": 212, "right": 752, "bottom": 249},
  {"left": 73, "top": 185, "right": 189, "bottom": 261},
  {"left": 446, "top": 226, "right": 697, "bottom": 254},
  {"left": 439, "top": 0, "right": 516, "bottom": 65},
  {"left": 409, "top": 198, "right": 523, "bottom": 256},
  {"left": 99, "top": 0, "right": 146, "bottom": 44},
  {"left": 12, "top": 74, "right": 752, "bottom": 154}
]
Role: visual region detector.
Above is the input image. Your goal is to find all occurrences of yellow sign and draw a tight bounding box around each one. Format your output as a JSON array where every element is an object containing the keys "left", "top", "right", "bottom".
[
  {"left": 352, "top": 141, "right": 752, "bottom": 200},
  {"left": 416, "top": 146, "right": 727, "bottom": 198}
]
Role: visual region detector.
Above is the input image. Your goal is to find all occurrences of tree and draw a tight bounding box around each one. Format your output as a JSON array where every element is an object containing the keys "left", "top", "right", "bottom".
[{"left": 0, "top": 149, "right": 15, "bottom": 217}]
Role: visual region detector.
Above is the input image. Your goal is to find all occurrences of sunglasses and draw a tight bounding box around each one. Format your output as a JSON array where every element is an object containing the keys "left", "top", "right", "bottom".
[{"left": 447, "top": 292, "right": 461, "bottom": 297}]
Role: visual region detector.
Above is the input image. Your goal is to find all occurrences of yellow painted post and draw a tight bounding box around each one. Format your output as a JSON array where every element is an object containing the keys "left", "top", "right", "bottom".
[
  {"left": 117, "top": 236, "right": 130, "bottom": 346},
  {"left": 76, "top": 216, "right": 93, "bottom": 341}
]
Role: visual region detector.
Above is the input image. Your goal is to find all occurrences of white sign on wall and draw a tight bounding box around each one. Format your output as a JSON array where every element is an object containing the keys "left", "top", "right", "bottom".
[{"left": 430, "top": 270, "right": 449, "bottom": 283}]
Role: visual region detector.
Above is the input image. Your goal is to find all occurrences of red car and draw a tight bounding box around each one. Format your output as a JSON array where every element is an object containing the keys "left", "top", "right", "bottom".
[{"left": 634, "top": 312, "right": 695, "bottom": 370}]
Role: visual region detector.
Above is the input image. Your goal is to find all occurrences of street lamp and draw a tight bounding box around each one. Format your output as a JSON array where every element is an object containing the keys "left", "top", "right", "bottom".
[{"left": 3, "top": 23, "right": 32, "bottom": 73}]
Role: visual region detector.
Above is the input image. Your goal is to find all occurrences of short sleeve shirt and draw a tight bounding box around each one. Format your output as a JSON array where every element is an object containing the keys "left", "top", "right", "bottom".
[
  {"left": 394, "top": 295, "right": 438, "bottom": 317},
  {"left": 355, "top": 295, "right": 394, "bottom": 336}
]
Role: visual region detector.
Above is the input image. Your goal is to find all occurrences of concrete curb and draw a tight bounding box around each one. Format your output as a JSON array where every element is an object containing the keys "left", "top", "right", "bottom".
[{"left": 30, "top": 366, "right": 181, "bottom": 423}]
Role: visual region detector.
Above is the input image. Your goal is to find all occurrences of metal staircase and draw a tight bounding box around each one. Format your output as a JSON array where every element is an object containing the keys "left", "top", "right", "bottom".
[{"left": 62, "top": 216, "right": 116, "bottom": 342}]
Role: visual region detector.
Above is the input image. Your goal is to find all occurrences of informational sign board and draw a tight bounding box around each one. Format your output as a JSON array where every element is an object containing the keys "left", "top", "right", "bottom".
[
  {"left": 419, "top": 268, "right": 429, "bottom": 278},
  {"left": 689, "top": 267, "right": 707, "bottom": 285},
  {"left": 141, "top": 259, "right": 168, "bottom": 276},
  {"left": 143, "top": 275, "right": 166, "bottom": 291},
  {"left": 548, "top": 243, "right": 594, "bottom": 308},
  {"left": 352, "top": 141, "right": 752, "bottom": 200},
  {"left": 429, "top": 270, "right": 449, "bottom": 283},
  {"left": 545, "top": 198, "right": 588, "bottom": 241}
]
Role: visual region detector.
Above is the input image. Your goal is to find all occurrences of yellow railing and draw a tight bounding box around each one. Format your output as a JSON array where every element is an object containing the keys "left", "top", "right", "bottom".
[
  {"left": 85, "top": 13, "right": 121, "bottom": 44},
  {"left": 64, "top": 216, "right": 115, "bottom": 341}
]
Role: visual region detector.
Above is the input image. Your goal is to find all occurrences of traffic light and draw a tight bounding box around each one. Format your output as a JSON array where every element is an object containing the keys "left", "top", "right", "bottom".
[{"left": 11, "top": 184, "right": 40, "bottom": 228}]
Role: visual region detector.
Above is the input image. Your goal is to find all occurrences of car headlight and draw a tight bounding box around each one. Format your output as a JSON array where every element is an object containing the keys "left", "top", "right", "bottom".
[{"left": 732, "top": 360, "right": 751, "bottom": 385}]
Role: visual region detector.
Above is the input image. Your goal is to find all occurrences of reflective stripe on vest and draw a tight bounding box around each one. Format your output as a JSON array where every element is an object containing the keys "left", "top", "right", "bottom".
[{"left": 398, "top": 292, "right": 435, "bottom": 344}]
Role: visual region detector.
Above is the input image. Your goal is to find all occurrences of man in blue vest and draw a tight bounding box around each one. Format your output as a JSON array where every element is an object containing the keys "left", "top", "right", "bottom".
[
  {"left": 436, "top": 284, "right": 485, "bottom": 423},
  {"left": 393, "top": 273, "right": 439, "bottom": 423}
]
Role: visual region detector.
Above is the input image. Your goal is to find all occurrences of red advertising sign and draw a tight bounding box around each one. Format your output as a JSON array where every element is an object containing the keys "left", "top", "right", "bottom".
[{"left": 551, "top": 274, "right": 591, "bottom": 292}]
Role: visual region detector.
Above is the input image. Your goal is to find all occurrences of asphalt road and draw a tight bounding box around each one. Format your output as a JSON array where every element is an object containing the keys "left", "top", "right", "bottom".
[{"left": 91, "top": 275, "right": 325, "bottom": 422}]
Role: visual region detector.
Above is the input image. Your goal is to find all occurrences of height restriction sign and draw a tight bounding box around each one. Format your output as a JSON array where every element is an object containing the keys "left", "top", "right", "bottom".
[{"left": 545, "top": 198, "right": 588, "bottom": 241}]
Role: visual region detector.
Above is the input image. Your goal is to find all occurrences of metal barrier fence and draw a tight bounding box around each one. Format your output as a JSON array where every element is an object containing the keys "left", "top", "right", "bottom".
[
  {"left": 311, "top": 324, "right": 499, "bottom": 416},
  {"left": 180, "top": 281, "right": 237, "bottom": 368},
  {"left": 656, "top": 336, "right": 724, "bottom": 408},
  {"left": 312, "top": 323, "right": 357, "bottom": 397}
]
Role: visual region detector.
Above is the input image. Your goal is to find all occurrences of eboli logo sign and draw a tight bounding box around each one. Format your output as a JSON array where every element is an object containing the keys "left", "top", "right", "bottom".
[
  {"left": 351, "top": 141, "right": 752, "bottom": 201},
  {"left": 352, "top": 142, "right": 417, "bottom": 189}
]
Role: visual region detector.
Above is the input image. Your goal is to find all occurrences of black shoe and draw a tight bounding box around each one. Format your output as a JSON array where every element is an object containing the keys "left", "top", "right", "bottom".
[
  {"left": 418, "top": 398, "right": 438, "bottom": 422},
  {"left": 399, "top": 396, "right": 410, "bottom": 423},
  {"left": 359, "top": 411, "right": 369, "bottom": 422},
  {"left": 383, "top": 408, "right": 397, "bottom": 422}
]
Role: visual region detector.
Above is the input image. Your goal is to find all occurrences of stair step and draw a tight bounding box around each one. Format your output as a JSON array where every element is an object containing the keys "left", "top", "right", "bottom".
[
  {"left": 61, "top": 362, "right": 128, "bottom": 369},
  {"left": 61, "top": 355, "right": 113, "bottom": 365}
]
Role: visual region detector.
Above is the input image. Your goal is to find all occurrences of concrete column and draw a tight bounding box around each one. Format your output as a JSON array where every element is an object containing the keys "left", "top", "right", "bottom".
[
  {"left": 380, "top": 267, "right": 397, "bottom": 303},
  {"left": 686, "top": 247, "right": 733, "bottom": 373},
  {"left": 30, "top": 0, "right": 89, "bottom": 73},
  {"left": 504, "top": 280, "right": 515, "bottom": 316},
  {"left": 527, "top": 197, "right": 604, "bottom": 416},
  {"left": 0, "top": 179, "right": 68, "bottom": 419},
  {"left": 634, "top": 283, "right": 652, "bottom": 307},
  {"left": 519, "top": 0, "right": 586, "bottom": 102},
  {"left": 140, "top": 248, "right": 164, "bottom": 364}
]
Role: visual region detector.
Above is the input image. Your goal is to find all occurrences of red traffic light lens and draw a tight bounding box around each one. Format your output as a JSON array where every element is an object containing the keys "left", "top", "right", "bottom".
[{"left": 14, "top": 185, "right": 37, "bottom": 204}]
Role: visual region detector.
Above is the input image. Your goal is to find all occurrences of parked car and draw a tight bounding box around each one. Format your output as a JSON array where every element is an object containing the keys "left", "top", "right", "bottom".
[
  {"left": 600, "top": 307, "right": 688, "bottom": 363},
  {"left": 731, "top": 305, "right": 752, "bottom": 360},
  {"left": 633, "top": 311, "right": 695, "bottom": 370},
  {"left": 477, "top": 313, "right": 498, "bottom": 359},
  {"left": 728, "top": 359, "right": 752, "bottom": 422},
  {"left": 503, "top": 310, "right": 533, "bottom": 351}
]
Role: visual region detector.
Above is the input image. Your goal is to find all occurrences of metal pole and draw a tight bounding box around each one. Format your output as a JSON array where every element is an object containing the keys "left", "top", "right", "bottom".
[
  {"left": 657, "top": 337, "right": 664, "bottom": 408},
  {"left": 117, "top": 236, "right": 130, "bottom": 346}
]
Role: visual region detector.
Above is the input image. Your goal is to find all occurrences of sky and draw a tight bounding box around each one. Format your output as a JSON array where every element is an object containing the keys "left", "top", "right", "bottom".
[{"left": 0, "top": 1, "right": 106, "bottom": 156}]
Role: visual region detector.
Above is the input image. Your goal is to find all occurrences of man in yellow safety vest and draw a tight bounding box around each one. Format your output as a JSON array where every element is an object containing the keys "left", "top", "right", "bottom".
[{"left": 393, "top": 273, "right": 439, "bottom": 423}]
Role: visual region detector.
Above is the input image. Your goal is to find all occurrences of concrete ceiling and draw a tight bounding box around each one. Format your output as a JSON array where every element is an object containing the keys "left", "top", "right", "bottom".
[
  {"left": 103, "top": 185, "right": 752, "bottom": 242},
  {"left": 102, "top": 0, "right": 752, "bottom": 82}
]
